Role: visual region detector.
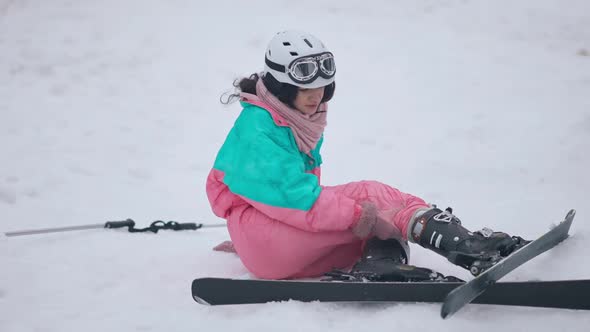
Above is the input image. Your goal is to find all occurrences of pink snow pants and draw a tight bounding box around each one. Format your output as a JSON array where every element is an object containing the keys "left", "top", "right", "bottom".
[{"left": 225, "top": 180, "right": 428, "bottom": 279}]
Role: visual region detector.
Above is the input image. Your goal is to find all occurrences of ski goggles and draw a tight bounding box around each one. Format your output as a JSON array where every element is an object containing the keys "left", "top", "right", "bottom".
[{"left": 266, "top": 52, "right": 336, "bottom": 85}]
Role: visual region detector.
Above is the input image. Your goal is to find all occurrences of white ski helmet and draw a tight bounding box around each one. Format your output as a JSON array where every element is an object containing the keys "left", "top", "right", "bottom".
[{"left": 263, "top": 30, "right": 336, "bottom": 89}]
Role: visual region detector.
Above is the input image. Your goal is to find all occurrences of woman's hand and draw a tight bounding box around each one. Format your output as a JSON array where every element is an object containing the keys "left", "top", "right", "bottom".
[
  {"left": 352, "top": 202, "right": 378, "bottom": 239},
  {"left": 352, "top": 202, "right": 403, "bottom": 240}
]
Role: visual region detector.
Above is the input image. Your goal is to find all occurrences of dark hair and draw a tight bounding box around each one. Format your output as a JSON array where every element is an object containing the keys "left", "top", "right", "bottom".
[{"left": 220, "top": 73, "right": 336, "bottom": 107}]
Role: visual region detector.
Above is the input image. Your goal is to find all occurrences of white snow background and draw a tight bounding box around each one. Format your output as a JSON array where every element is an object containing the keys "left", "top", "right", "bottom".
[{"left": 1, "top": 0, "right": 589, "bottom": 331}]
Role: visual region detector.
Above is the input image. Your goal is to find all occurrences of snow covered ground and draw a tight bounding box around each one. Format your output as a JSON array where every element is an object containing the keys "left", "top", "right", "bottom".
[{"left": 1, "top": 0, "right": 589, "bottom": 330}]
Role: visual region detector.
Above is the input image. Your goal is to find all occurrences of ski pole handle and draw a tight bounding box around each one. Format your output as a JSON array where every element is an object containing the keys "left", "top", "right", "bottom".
[
  {"left": 169, "top": 222, "right": 201, "bottom": 231},
  {"left": 104, "top": 219, "right": 136, "bottom": 230}
]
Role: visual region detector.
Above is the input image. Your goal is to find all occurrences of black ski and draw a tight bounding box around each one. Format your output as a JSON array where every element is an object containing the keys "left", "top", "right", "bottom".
[
  {"left": 192, "top": 277, "right": 590, "bottom": 311},
  {"left": 440, "top": 209, "right": 576, "bottom": 318}
]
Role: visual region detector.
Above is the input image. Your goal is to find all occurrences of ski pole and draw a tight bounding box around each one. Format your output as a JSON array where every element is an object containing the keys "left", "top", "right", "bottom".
[{"left": 4, "top": 219, "right": 226, "bottom": 237}]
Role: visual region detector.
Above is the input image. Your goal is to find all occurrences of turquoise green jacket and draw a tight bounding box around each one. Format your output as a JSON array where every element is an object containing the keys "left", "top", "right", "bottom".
[{"left": 206, "top": 101, "right": 360, "bottom": 232}]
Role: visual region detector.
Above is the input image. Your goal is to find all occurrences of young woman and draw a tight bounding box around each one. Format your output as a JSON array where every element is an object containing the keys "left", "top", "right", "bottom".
[{"left": 206, "top": 31, "right": 527, "bottom": 281}]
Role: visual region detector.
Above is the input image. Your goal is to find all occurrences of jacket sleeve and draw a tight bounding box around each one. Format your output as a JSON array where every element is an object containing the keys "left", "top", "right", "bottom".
[{"left": 219, "top": 112, "right": 360, "bottom": 233}]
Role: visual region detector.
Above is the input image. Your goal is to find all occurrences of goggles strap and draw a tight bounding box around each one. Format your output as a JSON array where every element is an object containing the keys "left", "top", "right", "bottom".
[{"left": 265, "top": 56, "right": 286, "bottom": 73}]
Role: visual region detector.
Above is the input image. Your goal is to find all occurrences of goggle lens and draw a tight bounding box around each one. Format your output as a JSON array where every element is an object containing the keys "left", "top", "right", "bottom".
[
  {"left": 319, "top": 55, "right": 335, "bottom": 75},
  {"left": 292, "top": 60, "right": 319, "bottom": 81}
]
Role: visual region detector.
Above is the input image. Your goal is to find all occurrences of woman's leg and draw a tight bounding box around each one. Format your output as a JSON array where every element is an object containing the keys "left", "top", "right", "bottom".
[
  {"left": 227, "top": 180, "right": 429, "bottom": 280},
  {"left": 324, "top": 180, "right": 430, "bottom": 241},
  {"left": 227, "top": 205, "right": 363, "bottom": 279}
]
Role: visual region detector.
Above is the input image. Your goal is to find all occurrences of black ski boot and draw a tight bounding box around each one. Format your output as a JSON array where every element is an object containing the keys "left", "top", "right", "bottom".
[
  {"left": 324, "top": 238, "right": 463, "bottom": 282},
  {"left": 410, "top": 207, "right": 530, "bottom": 276}
]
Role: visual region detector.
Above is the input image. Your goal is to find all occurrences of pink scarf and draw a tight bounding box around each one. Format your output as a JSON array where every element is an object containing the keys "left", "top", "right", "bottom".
[{"left": 240, "top": 79, "right": 327, "bottom": 155}]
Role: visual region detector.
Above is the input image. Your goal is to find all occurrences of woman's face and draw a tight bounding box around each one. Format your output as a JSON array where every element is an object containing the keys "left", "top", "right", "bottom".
[{"left": 293, "top": 87, "right": 325, "bottom": 115}]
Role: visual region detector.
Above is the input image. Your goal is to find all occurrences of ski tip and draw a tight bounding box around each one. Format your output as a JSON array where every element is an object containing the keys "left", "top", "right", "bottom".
[{"left": 566, "top": 209, "right": 576, "bottom": 221}]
